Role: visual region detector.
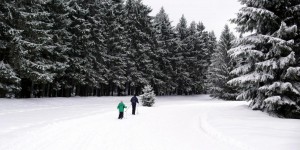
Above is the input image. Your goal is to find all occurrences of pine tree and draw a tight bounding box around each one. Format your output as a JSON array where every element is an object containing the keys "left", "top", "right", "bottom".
[
  {"left": 153, "top": 7, "right": 177, "bottom": 95},
  {"left": 0, "top": 0, "right": 13, "bottom": 62},
  {"left": 86, "top": 0, "right": 109, "bottom": 96},
  {"left": 178, "top": 21, "right": 196, "bottom": 94},
  {"left": 208, "top": 25, "right": 238, "bottom": 100},
  {"left": 100, "top": 0, "right": 127, "bottom": 96},
  {"left": 0, "top": 61, "right": 21, "bottom": 98},
  {"left": 57, "top": 0, "right": 89, "bottom": 96},
  {"left": 59, "top": 0, "right": 107, "bottom": 96},
  {"left": 188, "top": 21, "right": 197, "bottom": 35},
  {"left": 43, "top": 0, "right": 71, "bottom": 97},
  {"left": 205, "top": 31, "right": 217, "bottom": 85},
  {"left": 124, "top": 0, "right": 156, "bottom": 95},
  {"left": 10, "top": 0, "right": 60, "bottom": 97},
  {"left": 207, "top": 31, "right": 217, "bottom": 62},
  {"left": 229, "top": 0, "right": 300, "bottom": 118},
  {"left": 0, "top": 1, "right": 21, "bottom": 98},
  {"left": 141, "top": 85, "right": 156, "bottom": 107},
  {"left": 174, "top": 15, "right": 192, "bottom": 95},
  {"left": 185, "top": 21, "right": 211, "bottom": 94},
  {"left": 176, "top": 15, "right": 189, "bottom": 40},
  {"left": 192, "top": 22, "right": 212, "bottom": 93}
]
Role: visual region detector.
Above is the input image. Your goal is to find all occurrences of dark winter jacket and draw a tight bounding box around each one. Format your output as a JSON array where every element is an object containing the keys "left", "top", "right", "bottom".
[
  {"left": 117, "top": 102, "right": 127, "bottom": 112},
  {"left": 130, "top": 96, "right": 139, "bottom": 104}
]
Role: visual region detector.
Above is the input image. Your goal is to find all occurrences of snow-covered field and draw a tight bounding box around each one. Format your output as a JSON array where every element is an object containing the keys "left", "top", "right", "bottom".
[{"left": 0, "top": 95, "right": 299, "bottom": 150}]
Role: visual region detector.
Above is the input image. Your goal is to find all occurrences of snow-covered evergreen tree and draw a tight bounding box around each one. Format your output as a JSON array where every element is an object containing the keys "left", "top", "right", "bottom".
[
  {"left": 178, "top": 21, "right": 216, "bottom": 94},
  {"left": 153, "top": 7, "right": 177, "bottom": 95},
  {"left": 183, "top": 21, "right": 198, "bottom": 94},
  {"left": 44, "top": 0, "right": 72, "bottom": 96},
  {"left": 100, "top": 0, "right": 127, "bottom": 95},
  {"left": 0, "top": 61, "right": 21, "bottom": 98},
  {"left": 124, "top": 0, "right": 156, "bottom": 95},
  {"left": 0, "top": 0, "right": 13, "bottom": 63},
  {"left": 185, "top": 22, "right": 212, "bottom": 94},
  {"left": 57, "top": 0, "right": 91, "bottom": 96},
  {"left": 86, "top": 0, "right": 109, "bottom": 95},
  {"left": 207, "top": 31, "right": 217, "bottom": 63},
  {"left": 204, "top": 31, "right": 217, "bottom": 91},
  {"left": 176, "top": 15, "right": 189, "bottom": 40},
  {"left": 208, "top": 25, "right": 238, "bottom": 100},
  {"left": 10, "top": 0, "right": 60, "bottom": 97},
  {"left": 141, "top": 85, "right": 156, "bottom": 107},
  {"left": 0, "top": 1, "right": 21, "bottom": 98},
  {"left": 229, "top": 0, "right": 300, "bottom": 118},
  {"left": 56, "top": 0, "right": 106, "bottom": 96},
  {"left": 174, "top": 15, "right": 192, "bottom": 95}
]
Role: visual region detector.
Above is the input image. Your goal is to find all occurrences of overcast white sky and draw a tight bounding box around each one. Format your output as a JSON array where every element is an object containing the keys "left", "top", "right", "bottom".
[{"left": 142, "top": 0, "right": 242, "bottom": 38}]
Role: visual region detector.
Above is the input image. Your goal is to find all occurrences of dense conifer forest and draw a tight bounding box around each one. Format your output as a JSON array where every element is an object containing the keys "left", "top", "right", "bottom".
[{"left": 0, "top": 0, "right": 217, "bottom": 97}]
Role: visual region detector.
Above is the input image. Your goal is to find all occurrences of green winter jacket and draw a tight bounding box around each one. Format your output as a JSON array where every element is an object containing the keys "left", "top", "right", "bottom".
[{"left": 117, "top": 102, "right": 127, "bottom": 112}]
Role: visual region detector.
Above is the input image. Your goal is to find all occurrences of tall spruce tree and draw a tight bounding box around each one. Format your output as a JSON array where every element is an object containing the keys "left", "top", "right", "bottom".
[
  {"left": 201, "top": 31, "right": 217, "bottom": 93},
  {"left": 0, "top": 1, "right": 21, "bottom": 98},
  {"left": 176, "top": 15, "right": 189, "bottom": 40},
  {"left": 194, "top": 22, "right": 213, "bottom": 93},
  {"left": 86, "top": 0, "right": 109, "bottom": 96},
  {"left": 185, "top": 21, "right": 212, "bottom": 94},
  {"left": 61, "top": 0, "right": 107, "bottom": 96},
  {"left": 62, "top": 0, "right": 93, "bottom": 96},
  {"left": 43, "top": 0, "right": 71, "bottom": 97},
  {"left": 100, "top": 0, "right": 127, "bottom": 96},
  {"left": 207, "top": 31, "right": 217, "bottom": 62},
  {"left": 0, "top": 61, "right": 21, "bottom": 98},
  {"left": 183, "top": 21, "right": 198, "bottom": 94},
  {"left": 10, "top": 0, "right": 60, "bottom": 97},
  {"left": 208, "top": 25, "right": 238, "bottom": 100},
  {"left": 229, "top": 0, "right": 300, "bottom": 118},
  {"left": 153, "top": 7, "right": 177, "bottom": 95},
  {"left": 124, "top": 0, "right": 156, "bottom": 95},
  {"left": 174, "top": 15, "right": 192, "bottom": 95},
  {"left": 0, "top": 0, "right": 13, "bottom": 62}
]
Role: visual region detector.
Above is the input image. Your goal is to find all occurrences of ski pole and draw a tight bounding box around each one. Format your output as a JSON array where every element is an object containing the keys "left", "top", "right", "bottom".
[{"left": 125, "top": 106, "right": 130, "bottom": 119}]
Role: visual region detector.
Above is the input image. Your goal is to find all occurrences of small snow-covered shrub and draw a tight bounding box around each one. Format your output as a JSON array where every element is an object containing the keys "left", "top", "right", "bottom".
[{"left": 141, "top": 85, "right": 156, "bottom": 107}]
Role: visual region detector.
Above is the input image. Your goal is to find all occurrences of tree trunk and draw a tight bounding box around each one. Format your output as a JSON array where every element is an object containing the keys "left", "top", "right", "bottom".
[{"left": 111, "top": 84, "right": 114, "bottom": 96}]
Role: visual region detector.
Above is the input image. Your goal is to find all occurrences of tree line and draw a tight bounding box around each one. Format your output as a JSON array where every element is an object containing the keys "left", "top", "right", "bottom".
[{"left": 0, "top": 0, "right": 216, "bottom": 98}]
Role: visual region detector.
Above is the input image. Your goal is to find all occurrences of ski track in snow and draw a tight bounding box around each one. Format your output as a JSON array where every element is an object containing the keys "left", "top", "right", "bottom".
[
  {"left": 0, "top": 95, "right": 299, "bottom": 150},
  {"left": 198, "top": 111, "right": 251, "bottom": 150},
  {"left": 0, "top": 104, "right": 106, "bottom": 116},
  {"left": 0, "top": 105, "right": 110, "bottom": 134}
]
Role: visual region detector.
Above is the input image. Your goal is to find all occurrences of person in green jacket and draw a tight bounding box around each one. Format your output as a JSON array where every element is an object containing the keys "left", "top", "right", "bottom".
[{"left": 117, "top": 101, "right": 127, "bottom": 119}]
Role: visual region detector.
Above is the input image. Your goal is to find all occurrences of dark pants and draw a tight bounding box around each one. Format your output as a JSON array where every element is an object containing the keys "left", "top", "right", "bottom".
[
  {"left": 132, "top": 103, "right": 136, "bottom": 115},
  {"left": 118, "top": 112, "right": 124, "bottom": 119}
]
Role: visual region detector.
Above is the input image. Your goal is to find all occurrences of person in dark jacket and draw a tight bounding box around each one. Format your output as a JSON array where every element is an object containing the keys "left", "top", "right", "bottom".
[
  {"left": 130, "top": 94, "right": 139, "bottom": 115},
  {"left": 117, "top": 101, "right": 127, "bottom": 119}
]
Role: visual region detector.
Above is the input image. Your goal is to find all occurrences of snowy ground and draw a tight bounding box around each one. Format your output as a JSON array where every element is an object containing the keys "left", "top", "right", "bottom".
[{"left": 0, "top": 95, "right": 299, "bottom": 150}]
